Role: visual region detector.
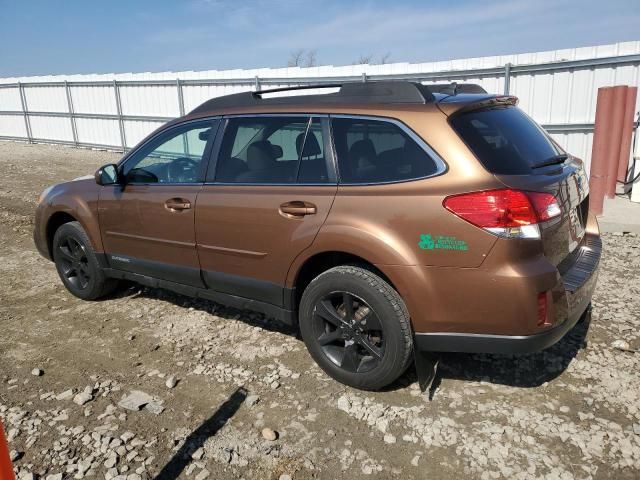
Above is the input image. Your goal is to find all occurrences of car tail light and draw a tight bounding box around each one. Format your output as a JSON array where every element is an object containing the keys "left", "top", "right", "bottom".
[
  {"left": 443, "top": 189, "right": 560, "bottom": 239},
  {"left": 527, "top": 191, "right": 562, "bottom": 221}
]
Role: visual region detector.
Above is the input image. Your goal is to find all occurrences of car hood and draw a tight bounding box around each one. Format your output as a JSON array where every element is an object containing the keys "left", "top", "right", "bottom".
[{"left": 72, "top": 174, "right": 93, "bottom": 181}]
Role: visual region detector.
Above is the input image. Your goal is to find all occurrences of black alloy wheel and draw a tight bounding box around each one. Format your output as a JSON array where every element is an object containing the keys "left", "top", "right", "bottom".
[
  {"left": 299, "top": 265, "right": 413, "bottom": 390},
  {"left": 52, "top": 221, "right": 119, "bottom": 300},
  {"left": 312, "top": 291, "right": 385, "bottom": 374},
  {"left": 56, "top": 235, "right": 91, "bottom": 290}
]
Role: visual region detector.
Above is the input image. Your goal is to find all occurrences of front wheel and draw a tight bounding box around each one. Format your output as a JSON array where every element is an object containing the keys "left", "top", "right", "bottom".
[
  {"left": 52, "top": 221, "right": 118, "bottom": 300},
  {"left": 299, "top": 265, "right": 413, "bottom": 391}
]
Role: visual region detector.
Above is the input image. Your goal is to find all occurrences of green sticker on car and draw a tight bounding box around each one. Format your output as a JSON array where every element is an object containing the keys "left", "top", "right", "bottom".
[{"left": 419, "top": 234, "right": 468, "bottom": 251}]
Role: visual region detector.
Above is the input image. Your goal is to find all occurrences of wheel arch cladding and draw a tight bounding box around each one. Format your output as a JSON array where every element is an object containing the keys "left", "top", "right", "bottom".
[
  {"left": 46, "top": 211, "right": 78, "bottom": 258},
  {"left": 289, "top": 250, "right": 400, "bottom": 312},
  {"left": 46, "top": 207, "right": 101, "bottom": 258}
]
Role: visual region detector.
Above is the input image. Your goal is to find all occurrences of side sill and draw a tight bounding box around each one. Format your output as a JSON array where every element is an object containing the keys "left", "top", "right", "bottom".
[
  {"left": 103, "top": 268, "right": 296, "bottom": 327},
  {"left": 107, "top": 253, "right": 205, "bottom": 289},
  {"left": 202, "top": 269, "right": 283, "bottom": 306}
]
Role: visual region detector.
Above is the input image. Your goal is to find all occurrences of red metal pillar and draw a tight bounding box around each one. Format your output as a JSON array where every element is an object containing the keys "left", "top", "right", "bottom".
[
  {"left": 590, "top": 87, "right": 615, "bottom": 216},
  {"left": 0, "top": 419, "right": 16, "bottom": 480},
  {"left": 617, "top": 86, "right": 638, "bottom": 183},
  {"left": 605, "top": 86, "right": 627, "bottom": 198}
]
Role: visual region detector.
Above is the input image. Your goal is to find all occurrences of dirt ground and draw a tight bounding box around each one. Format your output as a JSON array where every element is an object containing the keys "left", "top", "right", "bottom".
[{"left": 1, "top": 140, "right": 639, "bottom": 480}]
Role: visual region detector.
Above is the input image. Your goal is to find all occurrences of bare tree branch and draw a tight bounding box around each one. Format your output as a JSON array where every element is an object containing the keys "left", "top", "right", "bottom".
[
  {"left": 287, "top": 49, "right": 306, "bottom": 67},
  {"left": 304, "top": 50, "right": 317, "bottom": 68},
  {"left": 380, "top": 52, "right": 391, "bottom": 65},
  {"left": 354, "top": 54, "right": 373, "bottom": 65}
]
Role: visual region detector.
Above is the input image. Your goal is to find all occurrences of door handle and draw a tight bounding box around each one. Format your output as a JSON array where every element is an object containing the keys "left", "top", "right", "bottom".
[
  {"left": 165, "top": 198, "right": 191, "bottom": 211},
  {"left": 279, "top": 201, "right": 317, "bottom": 218}
]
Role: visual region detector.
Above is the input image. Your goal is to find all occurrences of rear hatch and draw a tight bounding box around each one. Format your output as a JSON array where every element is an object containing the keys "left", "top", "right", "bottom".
[{"left": 447, "top": 99, "right": 590, "bottom": 267}]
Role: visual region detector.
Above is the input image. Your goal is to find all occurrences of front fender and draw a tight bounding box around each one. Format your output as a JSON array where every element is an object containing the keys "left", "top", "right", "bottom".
[{"left": 39, "top": 179, "right": 104, "bottom": 256}]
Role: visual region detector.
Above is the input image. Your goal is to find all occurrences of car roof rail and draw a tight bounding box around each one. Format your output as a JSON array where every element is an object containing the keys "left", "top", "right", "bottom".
[{"left": 189, "top": 81, "right": 487, "bottom": 114}]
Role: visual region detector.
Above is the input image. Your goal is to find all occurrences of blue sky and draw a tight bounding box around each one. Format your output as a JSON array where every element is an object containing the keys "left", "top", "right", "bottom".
[{"left": 1, "top": 0, "right": 638, "bottom": 76}]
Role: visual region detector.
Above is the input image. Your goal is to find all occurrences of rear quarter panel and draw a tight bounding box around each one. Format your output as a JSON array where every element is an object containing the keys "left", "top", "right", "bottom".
[{"left": 317, "top": 107, "right": 504, "bottom": 269}]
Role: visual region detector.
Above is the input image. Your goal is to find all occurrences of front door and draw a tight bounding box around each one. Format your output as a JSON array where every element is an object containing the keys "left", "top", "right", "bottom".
[
  {"left": 99, "top": 119, "right": 219, "bottom": 287},
  {"left": 195, "top": 116, "right": 337, "bottom": 306}
]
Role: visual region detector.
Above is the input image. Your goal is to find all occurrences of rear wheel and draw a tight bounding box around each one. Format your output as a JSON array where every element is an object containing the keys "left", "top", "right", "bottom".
[
  {"left": 299, "top": 265, "right": 413, "bottom": 390},
  {"left": 52, "top": 221, "right": 118, "bottom": 300}
]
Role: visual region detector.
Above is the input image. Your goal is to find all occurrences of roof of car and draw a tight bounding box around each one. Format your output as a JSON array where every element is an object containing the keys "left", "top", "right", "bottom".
[{"left": 188, "top": 81, "right": 493, "bottom": 116}]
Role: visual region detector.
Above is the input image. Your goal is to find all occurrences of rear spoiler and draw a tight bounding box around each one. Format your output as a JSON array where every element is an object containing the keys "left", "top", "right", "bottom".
[
  {"left": 428, "top": 83, "right": 487, "bottom": 95},
  {"left": 440, "top": 95, "right": 519, "bottom": 117},
  {"left": 457, "top": 96, "right": 518, "bottom": 114}
]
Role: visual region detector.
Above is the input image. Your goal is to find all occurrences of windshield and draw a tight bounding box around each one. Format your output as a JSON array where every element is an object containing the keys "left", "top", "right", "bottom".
[{"left": 450, "top": 106, "right": 564, "bottom": 175}]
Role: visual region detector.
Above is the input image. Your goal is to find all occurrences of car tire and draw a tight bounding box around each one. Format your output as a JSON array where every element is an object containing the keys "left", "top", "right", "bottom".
[
  {"left": 299, "top": 265, "right": 413, "bottom": 391},
  {"left": 52, "top": 221, "right": 118, "bottom": 300}
]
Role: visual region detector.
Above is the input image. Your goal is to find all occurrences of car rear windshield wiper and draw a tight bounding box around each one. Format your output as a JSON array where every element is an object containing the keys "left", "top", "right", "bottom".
[{"left": 531, "top": 154, "right": 568, "bottom": 169}]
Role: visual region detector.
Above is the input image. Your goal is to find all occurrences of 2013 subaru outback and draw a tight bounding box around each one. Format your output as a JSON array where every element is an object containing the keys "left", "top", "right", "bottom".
[{"left": 34, "top": 81, "right": 600, "bottom": 391}]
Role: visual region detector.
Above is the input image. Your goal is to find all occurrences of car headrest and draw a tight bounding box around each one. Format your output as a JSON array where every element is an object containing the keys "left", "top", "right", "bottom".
[
  {"left": 247, "top": 141, "right": 276, "bottom": 170},
  {"left": 296, "top": 132, "right": 322, "bottom": 158},
  {"left": 271, "top": 144, "right": 283, "bottom": 159},
  {"left": 376, "top": 147, "right": 403, "bottom": 166},
  {"left": 349, "top": 138, "right": 377, "bottom": 167}
]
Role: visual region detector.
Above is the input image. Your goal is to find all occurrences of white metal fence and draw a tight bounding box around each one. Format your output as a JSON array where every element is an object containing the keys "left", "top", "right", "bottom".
[{"left": 1, "top": 41, "right": 639, "bottom": 175}]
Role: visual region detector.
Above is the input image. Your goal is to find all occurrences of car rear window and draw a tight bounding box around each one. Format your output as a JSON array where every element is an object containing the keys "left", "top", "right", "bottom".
[{"left": 450, "top": 106, "right": 563, "bottom": 175}]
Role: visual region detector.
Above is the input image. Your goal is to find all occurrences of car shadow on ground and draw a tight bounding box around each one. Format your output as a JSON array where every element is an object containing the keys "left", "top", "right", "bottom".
[
  {"left": 388, "top": 315, "right": 592, "bottom": 398},
  {"left": 112, "top": 283, "right": 298, "bottom": 337},
  {"left": 113, "top": 284, "right": 592, "bottom": 398},
  {"left": 155, "top": 387, "right": 247, "bottom": 480}
]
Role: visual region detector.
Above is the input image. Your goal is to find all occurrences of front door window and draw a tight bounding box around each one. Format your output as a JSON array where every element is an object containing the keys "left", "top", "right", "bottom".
[{"left": 122, "top": 122, "right": 215, "bottom": 184}]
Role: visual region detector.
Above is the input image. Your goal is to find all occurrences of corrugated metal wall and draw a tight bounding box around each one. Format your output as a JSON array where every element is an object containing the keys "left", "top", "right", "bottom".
[{"left": 1, "top": 41, "right": 639, "bottom": 175}]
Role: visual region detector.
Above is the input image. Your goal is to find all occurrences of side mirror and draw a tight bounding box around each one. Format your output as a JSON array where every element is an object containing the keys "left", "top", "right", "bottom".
[{"left": 95, "top": 164, "right": 120, "bottom": 186}]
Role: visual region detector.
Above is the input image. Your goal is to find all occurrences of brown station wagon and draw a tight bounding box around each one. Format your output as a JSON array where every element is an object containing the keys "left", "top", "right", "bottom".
[{"left": 34, "top": 81, "right": 601, "bottom": 391}]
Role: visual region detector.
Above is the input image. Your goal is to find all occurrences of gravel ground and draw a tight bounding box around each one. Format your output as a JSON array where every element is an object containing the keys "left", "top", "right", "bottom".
[{"left": 0, "top": 140, "right": 639, "bottom": 480}]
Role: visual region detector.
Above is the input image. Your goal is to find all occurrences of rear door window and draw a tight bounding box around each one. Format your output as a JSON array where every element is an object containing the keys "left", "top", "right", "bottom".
[
  {"left": 331, "top": 117, "right": 440, "bottom": 184},
  {"left": 450, "top": 106, "right": 564, "bottom": 175},
  {"left": 214, "top": 116, "right": 331, "bottom": 184},
  {"left": 296, "top": 118, "right": 327, "bottom": 183}
]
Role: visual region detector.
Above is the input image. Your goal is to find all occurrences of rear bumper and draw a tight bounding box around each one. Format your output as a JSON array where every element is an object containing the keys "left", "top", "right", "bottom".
[
  {"left": 415, "top": 302, "right": 592, "bottom": 354},
  {"left": 414, "top": 233, "right": 601, "bottom": 354}
]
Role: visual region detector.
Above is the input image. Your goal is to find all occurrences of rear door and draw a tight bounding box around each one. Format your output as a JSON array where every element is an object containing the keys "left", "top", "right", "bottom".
[
  {"left": 99, "top": 119, "right": 219, "bottom": 287},
  {"left": 195, "top": 115, "right": 337, "bottom": 306},
  {"left": 450, "top": 105, "right": 589, "bottom": 266}
]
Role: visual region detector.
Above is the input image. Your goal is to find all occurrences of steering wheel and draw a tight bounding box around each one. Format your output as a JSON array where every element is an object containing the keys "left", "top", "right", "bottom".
[{"left": 167, "top": 157, "right": 199, "bottom": 183}]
